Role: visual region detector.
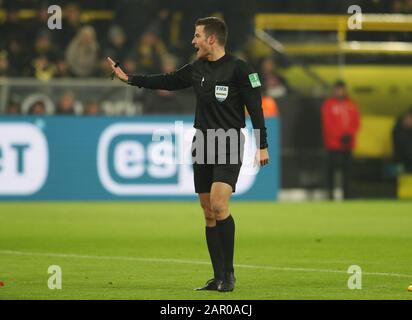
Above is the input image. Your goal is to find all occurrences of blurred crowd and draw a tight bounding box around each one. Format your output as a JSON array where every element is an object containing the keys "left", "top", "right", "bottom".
[
  {"left": 0, "top": 0, "right": 290, "bottom": 117},
  {"left": 5, "top": 91, "right": 103, "bottom": 115},
  {"left": 0, "top": 0, "right": 259, "bottom": 79},
  {"left": 2, "top": 0, "right": 409, "bottom": 79},
  {"left": 0, "top": 0, "right": 410, "bottom": 119}
]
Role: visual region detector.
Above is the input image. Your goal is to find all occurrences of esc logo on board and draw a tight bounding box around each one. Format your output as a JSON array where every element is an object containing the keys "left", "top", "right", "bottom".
[{"left": 0, "top": 123, "right": 48, "bottom": 195}]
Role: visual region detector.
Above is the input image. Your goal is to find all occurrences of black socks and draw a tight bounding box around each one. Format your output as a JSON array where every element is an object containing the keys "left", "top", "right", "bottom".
[
  {"left": 205, "top": 226, "right": 224, "bottom": 280},
  {"left": 217, "top": 214, "right": 235, "bottom": 274},
  {"left": 205, "top": 215, "right": 236, "bottom": 279}
]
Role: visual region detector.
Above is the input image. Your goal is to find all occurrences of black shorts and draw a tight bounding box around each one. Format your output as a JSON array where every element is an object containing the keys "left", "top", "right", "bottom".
[{"left": 191, "top": 129, "right": 245, "bottom": 193}]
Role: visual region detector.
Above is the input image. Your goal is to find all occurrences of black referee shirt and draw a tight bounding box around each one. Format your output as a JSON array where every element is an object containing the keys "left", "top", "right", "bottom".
[{"left": 127, "top": 54, "right": 268, "bottom": 149}]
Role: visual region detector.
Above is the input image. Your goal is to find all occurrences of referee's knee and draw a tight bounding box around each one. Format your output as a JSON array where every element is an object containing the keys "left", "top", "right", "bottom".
[
  {"left": 210, "top": 200, "right": 228, "bottom": 220},
  {"left": 200, "top": 202, "right": 215, "bottom": 225},
  {"left": 204, "top": 215, "right": 216, "bottom": 226}
]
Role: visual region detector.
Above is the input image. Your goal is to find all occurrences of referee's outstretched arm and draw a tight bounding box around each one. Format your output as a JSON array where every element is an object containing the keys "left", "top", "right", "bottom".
[{"left": 106, "top": 56, "right": 191, "bottom": 91}]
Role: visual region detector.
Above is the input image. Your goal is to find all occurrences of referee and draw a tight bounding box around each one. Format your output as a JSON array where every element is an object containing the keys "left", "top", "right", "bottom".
[{"left": 107, "top": 16, "right": 269, "bottom": 292}]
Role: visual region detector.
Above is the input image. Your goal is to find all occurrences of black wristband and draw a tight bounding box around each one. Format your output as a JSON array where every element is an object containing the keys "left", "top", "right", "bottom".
[
  {"left": 127, "top": 74, "right": 134, "bottom": 85},
  {"left": 254, "top": 127, "right": 268, "bottom": 149}
]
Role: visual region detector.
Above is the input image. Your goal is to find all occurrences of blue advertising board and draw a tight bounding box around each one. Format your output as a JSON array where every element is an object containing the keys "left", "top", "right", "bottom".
[{"left": 0, "top": 116, "right": 279, "bottom": 200}]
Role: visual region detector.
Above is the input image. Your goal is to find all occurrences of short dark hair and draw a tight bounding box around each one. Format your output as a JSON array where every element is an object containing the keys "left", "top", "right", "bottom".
[{"left": 195, "top": 17, "right": 227, "bottom": 46}]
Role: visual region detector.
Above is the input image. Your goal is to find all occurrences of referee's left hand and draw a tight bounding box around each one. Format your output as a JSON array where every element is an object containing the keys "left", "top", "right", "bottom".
[
  {"left": 255, "top": 148, "right": 269, "bottom": 167},
  {"left": 106, "top": 57, "right": 128, "bottom": 82}
]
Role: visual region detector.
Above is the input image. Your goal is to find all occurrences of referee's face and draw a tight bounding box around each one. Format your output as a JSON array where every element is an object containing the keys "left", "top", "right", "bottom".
[{"left": 192, "top": 25, "right": 211, "bottom": 60}]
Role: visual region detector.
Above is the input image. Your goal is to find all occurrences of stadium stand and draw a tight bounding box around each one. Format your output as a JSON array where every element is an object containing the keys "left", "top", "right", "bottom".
[{"left": 1, "top": 0, "right": 412, "bottom": 199}]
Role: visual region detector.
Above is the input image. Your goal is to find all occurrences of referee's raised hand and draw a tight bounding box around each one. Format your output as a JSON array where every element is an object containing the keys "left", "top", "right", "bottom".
[{"left": 106, "top": 57, "right": 128, "bottom": 82}]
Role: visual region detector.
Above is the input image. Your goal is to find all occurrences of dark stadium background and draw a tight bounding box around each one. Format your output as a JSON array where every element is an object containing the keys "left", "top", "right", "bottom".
[
  {"left": 1, "top": 0, "right": 412, "bottom": 301},
  {"left": 1, "top": 0, "right": 412, "bottom": 200}
]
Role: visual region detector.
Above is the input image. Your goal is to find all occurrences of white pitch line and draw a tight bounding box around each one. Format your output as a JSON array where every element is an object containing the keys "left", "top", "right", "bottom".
[{"left": 1, "top": 249, "right": 411, "bottom": 279}]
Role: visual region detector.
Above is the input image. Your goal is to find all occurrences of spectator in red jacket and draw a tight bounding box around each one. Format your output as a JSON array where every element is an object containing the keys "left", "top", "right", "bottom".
[{"left": 321, "top": 80, "right": 360, "bottom": 200}]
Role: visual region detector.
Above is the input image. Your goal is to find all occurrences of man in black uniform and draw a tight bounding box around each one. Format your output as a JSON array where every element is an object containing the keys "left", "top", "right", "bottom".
[{"left": 107, "top": 17, "right": 269, "bottom": 292}]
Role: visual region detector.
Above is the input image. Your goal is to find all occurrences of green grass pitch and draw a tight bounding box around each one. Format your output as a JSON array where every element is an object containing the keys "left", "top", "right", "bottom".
[{"left": 0, "top": 201, "right": 411, "bottom": 300}]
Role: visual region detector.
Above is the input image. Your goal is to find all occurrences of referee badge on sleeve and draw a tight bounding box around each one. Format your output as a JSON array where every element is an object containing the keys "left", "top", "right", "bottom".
[
  {"left": 215, "top": 85, "right": 229, "bottom": 102},
  {"left": 248, "top": 73, "right": 261, "bottom": 88}
]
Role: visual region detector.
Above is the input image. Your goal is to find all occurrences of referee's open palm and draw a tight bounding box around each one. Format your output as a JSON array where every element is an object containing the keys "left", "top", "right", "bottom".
[{"left": 106, "top": 57, "right": 128, "bottom": 82}]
